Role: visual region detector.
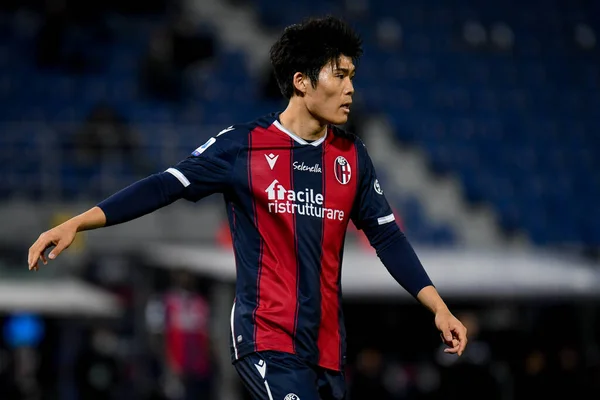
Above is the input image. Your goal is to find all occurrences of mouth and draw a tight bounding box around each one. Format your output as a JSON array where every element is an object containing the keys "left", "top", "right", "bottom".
[{"left": 341, "top": 103, "right": 352, "bottom": 112}]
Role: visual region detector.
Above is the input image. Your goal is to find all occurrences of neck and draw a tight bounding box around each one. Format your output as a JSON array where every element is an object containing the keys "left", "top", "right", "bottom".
[{"left": 279, "top": 98, "right": 327, "bottom": 142}]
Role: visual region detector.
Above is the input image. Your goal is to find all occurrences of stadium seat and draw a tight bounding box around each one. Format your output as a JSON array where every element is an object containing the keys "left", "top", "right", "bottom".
[{"left": 1, "top": 0, "right": 598, "bottom": 248}]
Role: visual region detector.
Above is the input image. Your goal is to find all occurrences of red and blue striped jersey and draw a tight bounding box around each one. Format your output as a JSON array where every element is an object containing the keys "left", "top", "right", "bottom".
[{"left": 167, "top": 113, "right": 395, "bottom": 371}]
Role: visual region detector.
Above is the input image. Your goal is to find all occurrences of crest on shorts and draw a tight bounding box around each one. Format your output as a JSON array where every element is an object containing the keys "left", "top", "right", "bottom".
[
  {"left": 284, "top": 394, "right": 300, "bottom": 400},
  {"left": 334, "top": 156, "right": 352, "bottom": 185},
  {"left": 374, "top": 179, "right": 383, "bottom": 195}
]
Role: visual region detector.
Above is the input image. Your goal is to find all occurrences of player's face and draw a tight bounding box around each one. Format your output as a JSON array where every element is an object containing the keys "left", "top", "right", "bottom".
[{"left": 305, "top": 55, "right": 355, "bottom": 125}]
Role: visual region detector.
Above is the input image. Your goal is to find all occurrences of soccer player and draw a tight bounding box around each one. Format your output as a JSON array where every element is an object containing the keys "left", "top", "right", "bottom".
[{"left": 28, "top": 16, "right": 467, "bottom": 400}]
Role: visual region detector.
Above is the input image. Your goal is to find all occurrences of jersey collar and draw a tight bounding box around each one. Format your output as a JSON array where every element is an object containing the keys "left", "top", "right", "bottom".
[{"left": 272, "top": 120, "right": 328, "bottom": 147}]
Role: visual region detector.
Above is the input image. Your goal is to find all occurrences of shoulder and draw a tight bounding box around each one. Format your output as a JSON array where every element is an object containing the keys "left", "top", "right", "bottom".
[
  {"left": 330, "top": 125, "right": 369, "bottom": 156},
  {"left": 231, "top": 112, "right": 280, "bottom": 135},
  {"left": 330, "top": 125, "right": 360, "bottom": 143},
  {"left": 188, "top": 113, "right": 280, "bottom": 156},
  {"left": 204, "top": 113, "right": 279, "bottom": 146}
]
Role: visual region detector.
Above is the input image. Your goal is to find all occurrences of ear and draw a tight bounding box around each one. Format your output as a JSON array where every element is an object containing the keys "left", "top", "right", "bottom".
[{"left": 292, "top": 72, "right": 309, "bottom": 95}]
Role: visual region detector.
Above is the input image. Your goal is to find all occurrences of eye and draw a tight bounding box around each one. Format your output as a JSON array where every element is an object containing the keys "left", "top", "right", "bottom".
[{"left": 336, "top": 74, "right": 345, "bottom": 79}]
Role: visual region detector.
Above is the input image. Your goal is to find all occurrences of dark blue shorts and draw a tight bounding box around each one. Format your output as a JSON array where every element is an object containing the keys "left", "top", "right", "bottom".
[{"left": 234, "top": 351, "right": 346, "bottom": 400}]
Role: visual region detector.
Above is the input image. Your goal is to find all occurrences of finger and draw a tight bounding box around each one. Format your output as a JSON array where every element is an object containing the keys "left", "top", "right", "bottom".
[
  {"left": 29, "top": 254, "right": 37, "bottom": 270},
  {"left": 28, "top": 244, "right": 36, "bottom": 269},
  {"left": 440, "top": 334, "right": 458, "bottom": 347},
  {"left": 457, "top": 329, "right": 468, "bottom": 356},
  {"left": 444, "top": 342, "right": 459, "bottom": 354},
  {"left": 29, "top": 252, "right": 41, "bottom": 270},
  {"left": 29, "top": 235, "right": 49, "bottom": 269},
  {"left": 440, "top": 332, "right": 454, "bottom": 345},
  {"left": 29, "top": 246, "right": 41, "bottom": 270},
  {"left": 48, "top": 241, "right": 67, "bottom": 260},
  {"left": 32, "top": 247, "right": 46, "bottom": 269},
  {"left": 440, "top": 332, "right": 449, "bottom": 344},
  {"left": 447, "top": 327, "right": 466, "bottom": 356},
  {"left": 443, "top": 337, "right": 460, "bottom": 351},
  {"left": 29, "top": 244, "right": 47, "bottom": 270},
  {"left": 40, "top": 252, "right": 48, "bottom": 265},
  {"left": 29, "top": 236, "right": 54, "bottom": 270},
  {"left": 442, "top": 327, "right": 453, "bottom": 343}
]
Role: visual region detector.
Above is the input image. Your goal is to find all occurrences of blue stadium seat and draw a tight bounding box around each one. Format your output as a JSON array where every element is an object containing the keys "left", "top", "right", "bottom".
[{"left": 2, "top": 1, "right": 598, "bottom": 248}]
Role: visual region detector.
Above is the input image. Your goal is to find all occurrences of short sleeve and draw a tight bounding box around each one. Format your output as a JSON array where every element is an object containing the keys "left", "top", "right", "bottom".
[
  {"left": 166, "top": 127, "right": 241, "bottom": 202},
  {"left": 350, "top": 140, "right": 395, "bottom": 231}
]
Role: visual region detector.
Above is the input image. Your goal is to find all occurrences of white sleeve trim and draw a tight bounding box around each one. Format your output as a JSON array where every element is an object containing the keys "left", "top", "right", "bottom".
[
  {"left": 165, "top": 168, "right": 191, "bottom": 187},
  {"left": 377, "top": 213, "right": 396, "bottom": 225},
  {"left": 230, "top": 302, "right": 238, "bottom": 360}
]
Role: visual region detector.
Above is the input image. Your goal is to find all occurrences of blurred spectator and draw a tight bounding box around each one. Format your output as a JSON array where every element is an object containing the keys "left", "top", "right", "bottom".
[
  {"left": 345, "top": 0, "right": 369, "bottom": 17},
  {"left": 171, "top": 19, "right": 216, "bottom": 71},
  {"left": 2, "top": 314, "right": 46, "bottom": 400},
  {"left": 140, "top": 27, "right": 183, "bottom": 102},
  {"left": 146, "top": 270, "right": 214, "bottom": 400},
  {"left": 35, "top": 1, "right": 68, "bottom": 69},
  {"left": 514, "top": 348, "right": 553, "bottom": 400},
  {"left": 35, "top": 0, "right": 110, "bottom": 73},
  {"left": 574, "top": 23, "right": 596, "bottom": 50},
  {"left": 75, "top": 327, "right": 121, "bottom": 400},
  {"left": 490, "top": 22, "right": 514, "bottom": 51},
  {"left": 348, "top": 348, "right": 391, "bottom": 399},
  {"left": 553, "top": 345, "right": 587, "bottom": 399},
  {"left": 463, "top": 20, "right": 487, "bottom": 48},
  {"left": 376, "top": 18, "right": 403, "bottom": 50},
  {"left": 435, "top": 311, "right": 499, "bottom": 400},
  {"left": 140, "top": 19, "right": 215, "bottom": 103},
  {"left": 73, "top": 102, "right": 147, "bottom": 173},
  {"left": 0, "top": 347, "right": 19, "bottom": 399}
]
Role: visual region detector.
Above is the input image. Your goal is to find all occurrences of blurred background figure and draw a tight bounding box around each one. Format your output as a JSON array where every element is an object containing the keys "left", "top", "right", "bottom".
[
  {"left": 139, "top": 16, "right": 216, "bottom": 103},
  {"left": 74, "top": 327, "right": 121, "bottom": 400},
  {"left": 435, "top": 311, "right": 499, "bottom": 400},
  {"left": 515, "top": 347, "right": 551, "bottom": 400},
  {"left": 146, "top": 270, "right": 214, "bottom": 400},
  {"left": 348, "top": 348, "right": 390, "bottom": 399},
  {"left": 0, "top": 0, "right": 599, "bottom": 398},
  {"left": 2, "top": 314, "right": 45, "bottom": 400},
  {"left": 73, "top": 102, "right": 142, "bottom": 169}
]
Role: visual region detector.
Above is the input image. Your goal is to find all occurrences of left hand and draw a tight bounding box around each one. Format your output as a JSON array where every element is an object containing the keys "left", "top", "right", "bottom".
[{"left": 435, "top": 310, "right": 468, "bottom": 356}]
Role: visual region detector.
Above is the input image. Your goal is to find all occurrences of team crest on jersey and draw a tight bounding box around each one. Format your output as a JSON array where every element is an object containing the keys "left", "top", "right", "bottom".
[
  {"left": 334, "top": 156, "right": 352, "bottom": 185},
  {"left": 284, "top": 394, "right": 300, "bottom": 400}
]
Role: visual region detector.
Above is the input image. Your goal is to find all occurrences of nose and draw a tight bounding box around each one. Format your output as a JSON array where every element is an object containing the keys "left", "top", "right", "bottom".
[{"left": 345, "top": 78, "right": 354, "bottom": 96}]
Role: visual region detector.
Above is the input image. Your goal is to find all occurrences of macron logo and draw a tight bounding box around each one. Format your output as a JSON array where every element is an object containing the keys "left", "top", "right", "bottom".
[
  {"left": 254, "top": 359, "right": 267, "bottom": 379},
  {"left": 265, "top": 153, "right": 279, "bottom": 170},
  {"left": 265, "top": 180, "right": 287, "bottom": 200}
]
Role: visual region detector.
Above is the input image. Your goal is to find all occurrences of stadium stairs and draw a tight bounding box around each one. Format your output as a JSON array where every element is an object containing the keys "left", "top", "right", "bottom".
[{"left": 181, "top": 0, "right": 502, "bottom": 248}]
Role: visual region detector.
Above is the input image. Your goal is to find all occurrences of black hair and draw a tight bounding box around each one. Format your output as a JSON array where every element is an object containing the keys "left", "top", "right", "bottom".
[{"left": 269, "top": 16, "right": 363, "bottom": 99}]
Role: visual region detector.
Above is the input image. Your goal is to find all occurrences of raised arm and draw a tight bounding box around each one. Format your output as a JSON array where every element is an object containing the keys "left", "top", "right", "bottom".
[
  {"left": 27, "top": 206, "right": 105, "bottom": 270},
  {"left": 28, "top": 171, "right": 186, "bottom": 270},
  {"left": 27, "top": 126, "right": 242, "bottom": 271}
]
